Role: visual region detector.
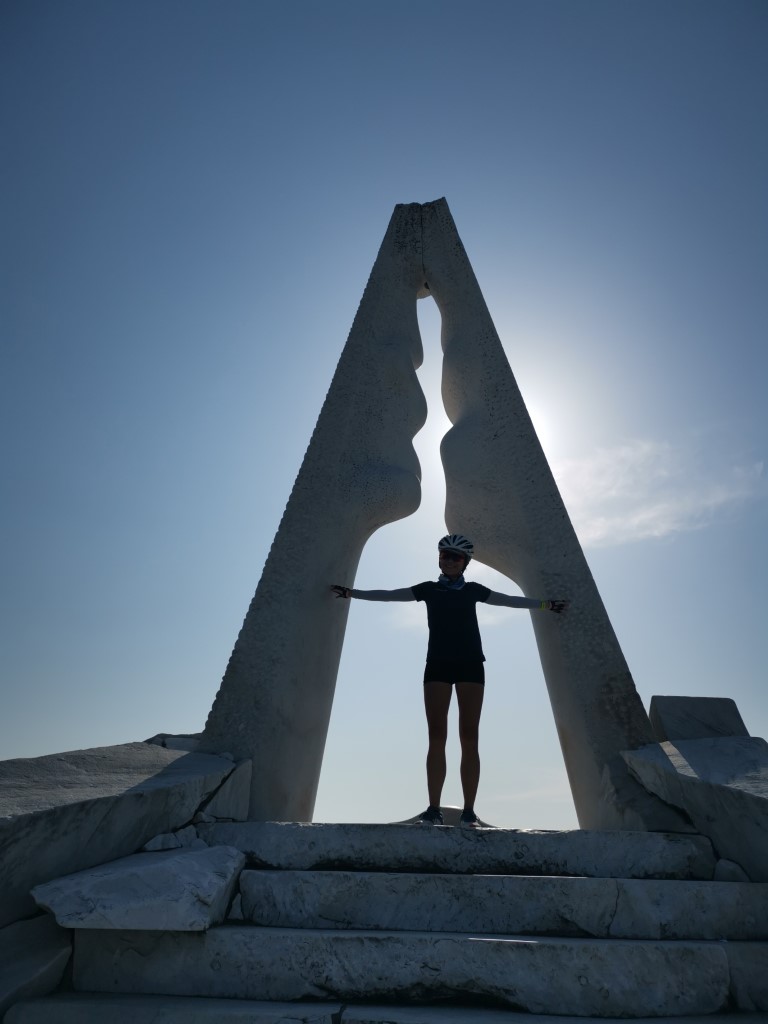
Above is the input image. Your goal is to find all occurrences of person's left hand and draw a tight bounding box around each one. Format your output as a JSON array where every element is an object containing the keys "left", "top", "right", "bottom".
[
  {"left": 330, "top": 585, "right": 351, "bottom": 599},
  {"left": 549, "top": 599, "right": 570, "bottom": 614}
]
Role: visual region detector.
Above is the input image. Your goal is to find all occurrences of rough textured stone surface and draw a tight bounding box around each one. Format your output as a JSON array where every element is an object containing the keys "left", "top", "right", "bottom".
[
  {"left": 72, "top": 926, "right": 731, "bottom": 1017},
  {"left": 32, "top": 846, "right": 244, "bottom": 931},
  {"left": 199, "top": 821, "right": 716, "bottom": 879},
  {"left": 5, "top": 994, "right": 342, "bottom": 1023},
  {"left": 622, "top": 737, "right": 768, "bottom": 880},
  {"left": 714, "top": 858, "right": 750, "bottom": 882},
  {"left": 142, "top": 832, "right": 183, "bottom": 851},
  {"left": 201, "top": 760, "right": 252, "bottom": 820},
  {"left": 142, "top": 824, "right": 201, "bottom": 852},
  {"left": 12, "top": 999, "right": 765, "bottom": 1024},
  {"left": 0, "top": 743, "right": 234, "bottom": 927},
  {"left": 199, "top": 204, "right": 428, "bottom": 822},
  {"left": 239, "top": 869, "right": 767, "bottom": 940},
  {"left": 11, "top": 999, "right": 762, "bottom": 1024},
  {"left": 724, "top": 942, "right": 768, "bottom": 1011},
  {"left": 0, "top": 914, "right": 71, "bottom": 1018},
  {"left": 649, "top": 695, "right": 750, "bottom": 741},
  {"left": 344, "top": 1012, "right": 765, "bottom": 1024}
]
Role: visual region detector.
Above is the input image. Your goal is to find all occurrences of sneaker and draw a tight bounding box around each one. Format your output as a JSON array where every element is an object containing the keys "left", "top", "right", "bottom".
[
  {"left": 418, "top": 806, "right": 444, "bottom": 826},
  {"left": 459, "top": 809, "right": 479, "bottom": 828}
]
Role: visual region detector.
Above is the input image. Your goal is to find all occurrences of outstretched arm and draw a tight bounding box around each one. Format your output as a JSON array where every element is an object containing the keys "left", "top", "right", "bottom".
[
  {"left": 330, "top": 585, "right": 415, "bottom": 602},
  {"left": 486, "top": 591, "right": 570, "bottom": 614}
]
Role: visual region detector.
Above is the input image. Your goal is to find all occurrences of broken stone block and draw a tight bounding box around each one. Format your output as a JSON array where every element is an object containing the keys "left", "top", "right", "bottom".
[
  {"left": 144, "top": 733, "right": 202, "bottom": 751},
  {"left": 649, "top": 696, "right": 750, "bottom": 741},
  {"left": 714, "top": 858, "right": 751, "bottom": 882},
  {"left": 201, "top": 760, "right": 252, "bottom": 821},
  {"left": 143, "top": 824, "right": 202, "bottom": 851},
  {"left": 0, "top": 914, "right": 71, "bottom": 1018},
  {"left": 0, "top": 743, "right": 234, "bottom": 927},
  {"left": 622, "top": 737, "right": 768, "bottom": 880},
  {"left": 175, "top": 825, "right": 201, "bottom": 846},
  {"left": 142, "top": 833, "right": 182, "bottom": 852},
  {"left": 32, "top": 846, "right": 245, "bottom": 931},
  {"left": 725, "top": 942, "right": 768, "bottom": 1011},
  {"left": 193, "top": 811, "right": 217, "bottom": 824}
]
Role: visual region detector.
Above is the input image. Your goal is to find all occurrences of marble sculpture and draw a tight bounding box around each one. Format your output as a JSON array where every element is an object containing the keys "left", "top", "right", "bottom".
[{"left": 201, "top": 199, "right": 679, "bottom": 832}]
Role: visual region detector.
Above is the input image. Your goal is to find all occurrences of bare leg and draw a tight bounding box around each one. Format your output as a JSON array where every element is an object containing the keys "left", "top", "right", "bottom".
[
  {"left": 455, "top": 682, "right": 484, "bottom": 810},
  {"left": 423, "top": 682, "right": 452, "bottom": 808}
]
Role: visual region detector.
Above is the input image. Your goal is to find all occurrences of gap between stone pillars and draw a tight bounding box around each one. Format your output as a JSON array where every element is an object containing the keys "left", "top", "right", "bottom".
[
  {"left": 419, "top": 197, "right": 688, "bottom": 831},
  {"left": 199, "top": 203, "right": 428, "bottom": 821}
]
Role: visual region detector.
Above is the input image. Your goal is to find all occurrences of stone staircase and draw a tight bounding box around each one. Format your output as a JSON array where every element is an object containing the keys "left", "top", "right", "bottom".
[{"left": 8, "top": 822, "right": 768, "bottom": 1022}]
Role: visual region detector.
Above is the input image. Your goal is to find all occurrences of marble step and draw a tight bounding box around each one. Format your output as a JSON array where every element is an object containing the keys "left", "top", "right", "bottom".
[
  {"left": 72, "top": 925, "right": 768, "bottom": 1018},
  {"left": 7, "top": 994, "right": 768, "bottom": 1024},
  {"left": 199, "top": 822, "right": 716, "bottom": 879},
  {"left": 9, "top": 994, "right": 768, "bottom": 1024},
  {"left": 239, "top": 869, "right": 768, "bottom": 939}
]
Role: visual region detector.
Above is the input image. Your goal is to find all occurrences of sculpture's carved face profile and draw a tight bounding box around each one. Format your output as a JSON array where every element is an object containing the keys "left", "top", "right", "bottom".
[{"left": 438, "top": 549, "right": 467, "bottom": 577}]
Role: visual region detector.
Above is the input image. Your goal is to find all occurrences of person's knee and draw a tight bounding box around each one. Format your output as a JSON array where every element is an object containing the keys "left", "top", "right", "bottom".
[
  {"left": 428, "top": 728, "right": 449, "bottom": 746},
  {"left": 458, "top": 726, "right": 479, "bottom": 748}
]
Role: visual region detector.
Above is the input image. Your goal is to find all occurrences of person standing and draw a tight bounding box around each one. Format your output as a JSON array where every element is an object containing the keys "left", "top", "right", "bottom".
[{"left": 331, "top": 533, "right": 568, "bottom": 827}]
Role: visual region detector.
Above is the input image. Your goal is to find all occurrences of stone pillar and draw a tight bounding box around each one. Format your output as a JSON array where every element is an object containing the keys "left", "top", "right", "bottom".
[
  {"left": 421, "top": 199, "right": 688, "bottom": 831},
  {"left": 200, "top": 204, "right": 427, "bottom": 821}
]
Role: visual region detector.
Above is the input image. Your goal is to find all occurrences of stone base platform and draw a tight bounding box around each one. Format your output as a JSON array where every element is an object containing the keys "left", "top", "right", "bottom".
[
  {"left": 70, "top": 925, "right": 763, "bottom": 1018},
  {"left": 7, "top": 993, "right": 768, "bottom": 1024},
  {"left": 239, "top": 868, "right": 768, "bottom": 939},
  {"left": 198, "top": 821, "right": 716, "bottom": 879}
]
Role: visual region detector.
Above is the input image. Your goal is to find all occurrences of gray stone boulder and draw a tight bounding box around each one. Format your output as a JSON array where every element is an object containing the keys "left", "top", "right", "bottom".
[
  {"left": 199, "top": 760, "right": 252, "bottom": 820},
  {"left": 32, "top": 846, "right": 245, "bottom": 931},
  {"left": 649, "top": 695, "right": 750, "bottom": 741},
  {"left": 142, "top": 824, "right": 202, "bottom": 851},
  {"left": 0, "top": 743, "right": 234, "bottom": 927},
  {"left": 0, "top": 914, "right": 71, "bottom": 1018},
  {"left": 622, "top": 737, "right": 768, "bottom": 880}
]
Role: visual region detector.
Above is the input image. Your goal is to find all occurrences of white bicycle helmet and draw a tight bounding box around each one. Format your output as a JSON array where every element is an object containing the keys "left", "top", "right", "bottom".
[{"left": 438, "top": 533, "right": 474, "bottom": 564}]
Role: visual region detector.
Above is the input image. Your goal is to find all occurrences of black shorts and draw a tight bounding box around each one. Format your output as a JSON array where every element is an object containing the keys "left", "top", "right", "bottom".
[{"left": 423, "top": 660, "right": 485, "bottom": 686}]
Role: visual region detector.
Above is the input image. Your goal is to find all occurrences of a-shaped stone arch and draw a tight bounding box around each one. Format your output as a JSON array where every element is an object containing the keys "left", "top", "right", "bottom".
[{"left": 201, "top": 199, "right": 684, "bottom": 832}]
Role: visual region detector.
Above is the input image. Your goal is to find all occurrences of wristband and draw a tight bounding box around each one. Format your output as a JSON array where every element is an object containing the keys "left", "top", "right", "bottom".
[{"left": 540, "top": 600, "right": 549, "bottom": 610}]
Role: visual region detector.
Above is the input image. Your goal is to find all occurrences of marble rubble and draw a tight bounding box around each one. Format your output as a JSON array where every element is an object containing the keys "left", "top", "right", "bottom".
[
  {"left": 0, "top": 742, "right": 238, "bottom": 928},
  {"left": 622, "top": 736, "right": 768, "bottom": 880},
  {"left": 0, "top": 738, "right": 252, "bottom": 1019},
  {"left": 0, "top": 915, "right": 71, "bottom": 1020},
  {"left": 649, "top": 695, "right": 750, "bottom": 741},
  {"left": 32, "top": 846, "right": 245, "bottom": 931}
]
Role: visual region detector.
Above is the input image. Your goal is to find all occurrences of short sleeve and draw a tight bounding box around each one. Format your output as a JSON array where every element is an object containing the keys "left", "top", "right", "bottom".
[
  {"left": 411, "top": 582, "right": 431, "bottom": 602},
  {"left": 473, "top": 583, "right": 491, "bottom": 603}
]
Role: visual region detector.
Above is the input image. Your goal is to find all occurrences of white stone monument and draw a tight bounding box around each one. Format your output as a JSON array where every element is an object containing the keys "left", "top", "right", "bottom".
[{"left": 201, "top": 198, "right": 682, "bottom": 831}]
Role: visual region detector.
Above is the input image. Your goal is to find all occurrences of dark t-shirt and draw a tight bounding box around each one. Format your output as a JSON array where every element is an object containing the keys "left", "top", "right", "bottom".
[{"left": 411, "top": 581, "right": 492, "bottom": 662}]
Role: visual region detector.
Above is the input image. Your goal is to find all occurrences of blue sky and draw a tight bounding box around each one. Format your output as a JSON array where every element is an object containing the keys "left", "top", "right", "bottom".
[{"left": 2, "top": 0, "right": 766, "bottom": 828}]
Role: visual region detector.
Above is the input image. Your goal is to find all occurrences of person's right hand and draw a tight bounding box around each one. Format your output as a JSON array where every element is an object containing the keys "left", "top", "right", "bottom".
[{"left": 330, "top": 585, "right": 351, "bottom": 599}]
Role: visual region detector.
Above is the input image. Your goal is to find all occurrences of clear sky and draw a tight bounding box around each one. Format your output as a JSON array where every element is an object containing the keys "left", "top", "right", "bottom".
[{"left": 2, "top": 0, "right": 766, "bottom": 829}]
